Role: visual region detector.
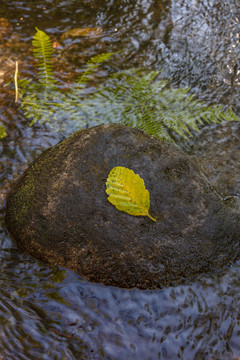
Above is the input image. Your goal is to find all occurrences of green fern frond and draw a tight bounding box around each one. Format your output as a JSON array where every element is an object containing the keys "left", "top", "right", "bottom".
[
  {"left": 77, "top": 52, "right": 114, "bottom": 84},
  {"left": 80, "top": 69, "right": 239, "bottom": 142},
  {"left": 19, "top": 29, "right": 240, "bottom": 143},
  {"left": 19, "top": 68, "right": 240, "bottom": 142},
  {"left": 32, "top": 27, "right": 54, "bottom": 86}
]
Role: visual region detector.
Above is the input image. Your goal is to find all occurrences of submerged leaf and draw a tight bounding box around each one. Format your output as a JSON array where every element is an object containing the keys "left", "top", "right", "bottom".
[
  {"left": 106, "top": 166, "right": 156, "bottom": 222},
  {"left": 60, "top": 27, "right": 103, "bottom": 40}
]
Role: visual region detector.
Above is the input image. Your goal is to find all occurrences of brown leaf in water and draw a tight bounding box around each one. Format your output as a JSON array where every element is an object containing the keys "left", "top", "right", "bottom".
[{"left": 60, "top": 27, "right": 103, "bottom": 40}]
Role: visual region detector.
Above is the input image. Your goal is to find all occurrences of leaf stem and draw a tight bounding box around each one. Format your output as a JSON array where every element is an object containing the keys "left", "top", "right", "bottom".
[{"left": 148, "top": 213, "right": 157, "bottom": 222}]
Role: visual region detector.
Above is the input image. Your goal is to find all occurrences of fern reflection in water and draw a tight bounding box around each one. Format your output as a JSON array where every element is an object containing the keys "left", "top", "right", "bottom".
[{"left": 19, "top": 28, "right": 240, "bottom": 143}]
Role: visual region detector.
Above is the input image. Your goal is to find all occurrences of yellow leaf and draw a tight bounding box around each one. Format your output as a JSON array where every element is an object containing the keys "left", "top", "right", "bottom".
[{"left": 106, "top": 166, "right": 156, "bottom": 222}]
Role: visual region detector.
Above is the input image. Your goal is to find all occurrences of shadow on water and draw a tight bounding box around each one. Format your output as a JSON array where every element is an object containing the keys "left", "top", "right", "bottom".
[{"left": 1, "top": 0, "right": 240, "bottom": 359}]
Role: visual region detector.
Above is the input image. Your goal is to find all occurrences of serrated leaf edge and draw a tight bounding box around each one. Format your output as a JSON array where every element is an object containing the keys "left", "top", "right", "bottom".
[{"left": 106, "top": 167, "right": 156, "bottom": 222}]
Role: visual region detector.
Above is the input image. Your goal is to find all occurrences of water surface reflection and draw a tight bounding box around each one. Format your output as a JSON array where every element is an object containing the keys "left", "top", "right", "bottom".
[{"left": 1, "top": 0, "right": 240, "bottom": 359}]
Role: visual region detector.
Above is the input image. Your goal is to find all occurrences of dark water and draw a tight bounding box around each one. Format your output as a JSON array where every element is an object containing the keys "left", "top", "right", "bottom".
[{"left": 1, "top": 0, "right": 240, "bottom": 359}]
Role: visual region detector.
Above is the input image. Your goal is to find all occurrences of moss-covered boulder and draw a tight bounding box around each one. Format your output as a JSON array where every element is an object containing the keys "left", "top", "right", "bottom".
[{"left": 5, "top": 124, "right": 240, "bottom": 289}]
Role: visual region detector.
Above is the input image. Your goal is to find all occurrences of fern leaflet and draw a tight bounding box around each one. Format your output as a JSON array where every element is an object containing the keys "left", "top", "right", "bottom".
[
  {"left": 77, "top": 52, "right": 115, "bottom": 84},
  {"left": 19, "top": 29, "right": 240, "bottom": 143},
  {"left": 32, "top": 27, "right": 54, "bottom": 87},
  {"left": 0, "top": 123, "right": 7, "bottom": 139}
]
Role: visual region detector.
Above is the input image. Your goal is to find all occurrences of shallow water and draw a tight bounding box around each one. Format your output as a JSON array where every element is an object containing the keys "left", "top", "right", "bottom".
[{"left": 1, "top": 0, "right": 240, "bottom": 359}]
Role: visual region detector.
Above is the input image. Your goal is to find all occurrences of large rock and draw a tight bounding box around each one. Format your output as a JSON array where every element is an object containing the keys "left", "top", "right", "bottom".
[
  {"left": 5, "top": 124, "right": 240, "bottom": 289},
  {"left": 190, "top": 122, "right": 240, "bottom": 198}
]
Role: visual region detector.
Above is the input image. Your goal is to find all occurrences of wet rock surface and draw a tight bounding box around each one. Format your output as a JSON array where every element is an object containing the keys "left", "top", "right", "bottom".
[
  {"left": 5, "top": 124, "right": 240, "bottom": 289},
  {"left": 190, "top": 122, "right": 240, "bottom": 198}
]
